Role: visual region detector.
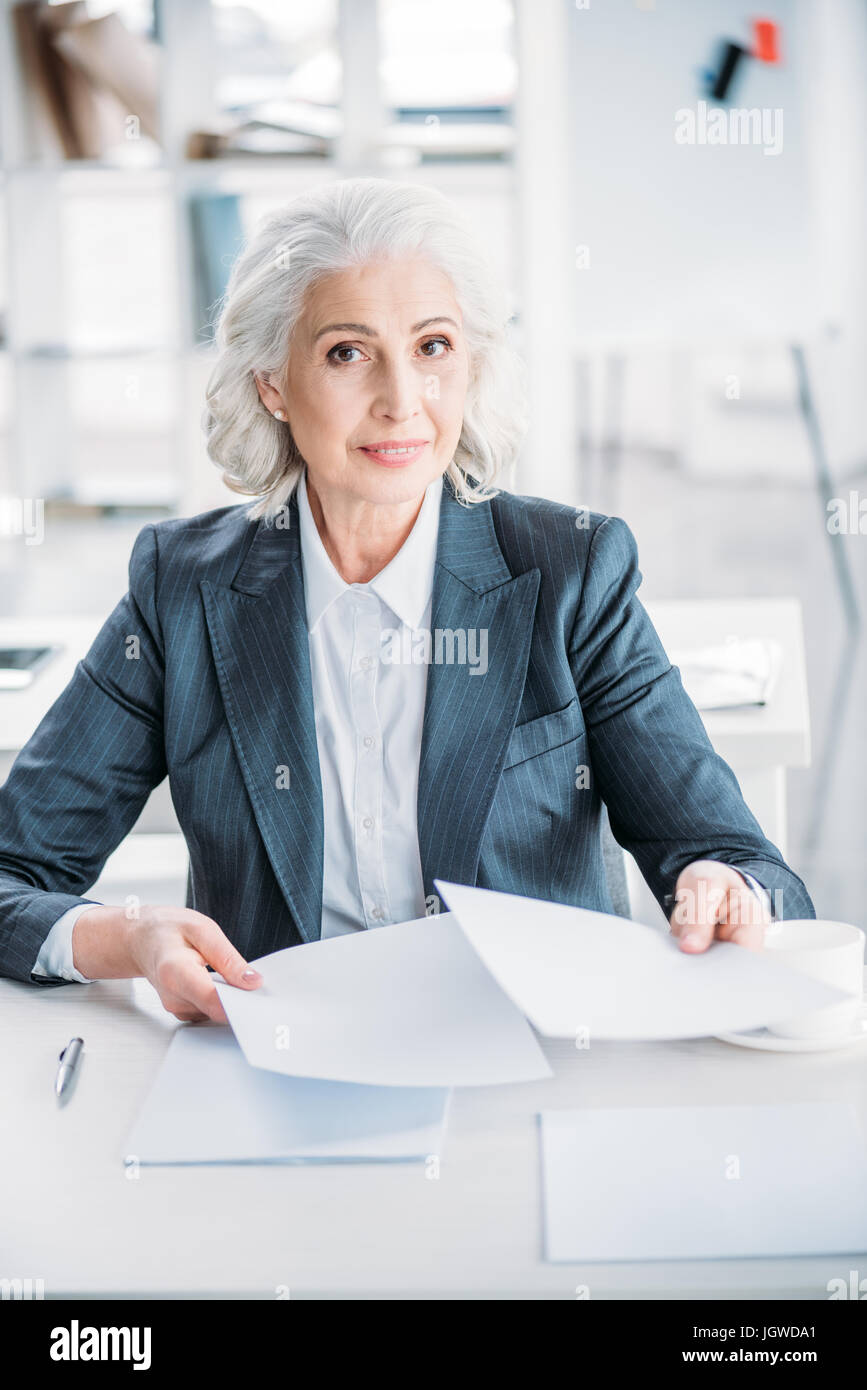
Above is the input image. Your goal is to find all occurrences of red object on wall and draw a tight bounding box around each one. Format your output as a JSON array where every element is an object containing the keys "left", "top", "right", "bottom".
[{"left": 753, "top": 18, "right": 781, "bottom": 64}]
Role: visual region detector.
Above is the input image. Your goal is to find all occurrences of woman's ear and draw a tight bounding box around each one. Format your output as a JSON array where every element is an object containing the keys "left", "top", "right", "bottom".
[{"left": 253, "top": 371, "right": 286, "bottom": 417}]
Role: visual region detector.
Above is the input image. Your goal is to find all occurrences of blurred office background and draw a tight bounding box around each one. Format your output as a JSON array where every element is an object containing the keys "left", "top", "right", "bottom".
[{"left": 0, "top": 0, "right": 864, "bottom": 927}]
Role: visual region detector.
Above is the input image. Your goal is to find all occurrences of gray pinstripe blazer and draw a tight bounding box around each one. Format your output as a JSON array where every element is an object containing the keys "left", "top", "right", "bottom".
[{"left": 0, "top": 475, "right": 814, "bottom": 984}]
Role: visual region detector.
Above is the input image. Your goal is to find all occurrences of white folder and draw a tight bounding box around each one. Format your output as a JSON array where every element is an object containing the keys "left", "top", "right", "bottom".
[{"left": 125, "top": 1025, "right": 450, "bottom": 1165}]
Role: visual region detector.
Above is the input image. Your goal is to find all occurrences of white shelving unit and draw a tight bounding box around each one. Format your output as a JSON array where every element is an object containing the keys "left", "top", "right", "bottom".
[{"left": 0, "top": 0, "right": 519, "bottom": 518}]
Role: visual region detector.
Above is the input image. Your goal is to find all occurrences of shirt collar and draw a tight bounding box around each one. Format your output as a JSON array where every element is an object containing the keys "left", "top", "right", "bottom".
[{"left": 296, "top": 466, "right": 443, "bottom": 633}]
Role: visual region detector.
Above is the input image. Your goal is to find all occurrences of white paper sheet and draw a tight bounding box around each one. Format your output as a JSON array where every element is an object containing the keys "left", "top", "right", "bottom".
[
  {"left": 436, "top": 880, "right": 851, "bottom": 1040},
  {"left": 124, "top": 1024, "right": 450, "bottom": 1164},
  {"left": 540, "top": 1103, "right": 867, "bottom": 1261},
  {"left": 214, "top": 913, "right": 552, "bottom": 1088},
  {"left": 671, "top": 637, "right": 782, "bottom": 710}
]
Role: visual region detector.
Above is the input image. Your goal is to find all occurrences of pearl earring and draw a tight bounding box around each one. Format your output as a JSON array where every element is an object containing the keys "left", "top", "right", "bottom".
[{"left": 273, "top": 410, "right": 286, "bottom": 421}]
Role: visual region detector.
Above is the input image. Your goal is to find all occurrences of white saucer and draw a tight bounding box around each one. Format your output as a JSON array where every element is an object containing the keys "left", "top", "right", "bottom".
[{"left": 716, "top": 1006, "right": 867, "bottom": 1053}]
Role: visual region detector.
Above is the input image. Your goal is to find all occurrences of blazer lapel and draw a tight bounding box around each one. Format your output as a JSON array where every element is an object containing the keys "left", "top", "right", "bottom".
[
  {"left": 417, "top": 481, "right": 541, "bottom": 903},
  {"left": 201, "top": 493, "right": 324, "bottom": 944}
]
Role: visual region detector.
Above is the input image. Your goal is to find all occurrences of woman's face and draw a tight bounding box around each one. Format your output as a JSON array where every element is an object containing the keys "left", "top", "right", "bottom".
[{"left": 279, "top": 256, "right": 470, "bottom": 508}]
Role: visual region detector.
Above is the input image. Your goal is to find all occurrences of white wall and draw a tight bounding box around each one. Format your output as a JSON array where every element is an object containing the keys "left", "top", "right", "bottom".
[
  {"left": 558, "top": 0, "right": 867, "bottom": 484},
  {"left": 567, "top": 0, "right": 816, "bottom": 343}
]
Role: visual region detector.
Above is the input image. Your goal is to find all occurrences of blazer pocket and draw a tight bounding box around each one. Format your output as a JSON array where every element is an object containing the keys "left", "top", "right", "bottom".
[{"left": 504, "top": 697, "right": 587, "bottom": 770}]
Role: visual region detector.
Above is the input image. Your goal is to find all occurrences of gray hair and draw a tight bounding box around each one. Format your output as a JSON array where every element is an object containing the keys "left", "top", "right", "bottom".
[{"left": 203, "top": 177, "right": 527, "bottom": 520}]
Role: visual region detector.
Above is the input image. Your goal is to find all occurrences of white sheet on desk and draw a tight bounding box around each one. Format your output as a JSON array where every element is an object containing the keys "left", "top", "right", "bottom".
[
  {"left": 214, "top": 913, "right": 552, "bottom": 1088},
  {"left": 435, "top": 880, "right": 850, "bottom": 1040},
  {"left": 540, "top": 1103, "right": 867, "bottom": 1262},
  {"left": 124, "top": 1025, "right": 450, "bottom": 1164},
  {"left": 670, "top": 637, "right": 782, "bottom": 710}
]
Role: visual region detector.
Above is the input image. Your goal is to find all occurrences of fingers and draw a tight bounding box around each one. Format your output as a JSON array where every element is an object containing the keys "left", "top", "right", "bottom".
[
  {"left": 714, "top": 886, "right": 769, "bottom": 951},
  {"left": 715, "top": 917, "right": 765, "bottom": 951},
  {"left": 670, "top": 862, "right": 730, "bottom": 953},
  {"left": 133, "top": 907, "right": 263, "bottom": 1024},
  {"left": 155, "top": 951, "right": 228, "bottom": 1023},
  {"left": 182, "top": 912, "right": 263, "bottom": 989},
  {"left": 669, "top": 861, "right": 768, "bottom": 953},
  {"left": 158, "top": 989, "right": 211, "bottom": 1024}
]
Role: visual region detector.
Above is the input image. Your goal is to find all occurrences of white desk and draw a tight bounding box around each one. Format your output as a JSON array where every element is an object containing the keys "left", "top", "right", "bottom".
[{"left": 1, "top": 973, "right": 864, "bottom": 1300}]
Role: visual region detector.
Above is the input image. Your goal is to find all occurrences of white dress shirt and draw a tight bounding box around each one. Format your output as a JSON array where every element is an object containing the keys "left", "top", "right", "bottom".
[
  {"left": 296, "top": 465, "right": 439, "bottom": 937},
  {"left": 33, "top": 466, "right": 441, "bottom": 979}
]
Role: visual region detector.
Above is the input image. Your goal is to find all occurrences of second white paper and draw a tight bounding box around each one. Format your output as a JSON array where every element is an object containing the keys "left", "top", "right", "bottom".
[{"left": 436, "top": 880, "right": 851, "bottom": 1040}]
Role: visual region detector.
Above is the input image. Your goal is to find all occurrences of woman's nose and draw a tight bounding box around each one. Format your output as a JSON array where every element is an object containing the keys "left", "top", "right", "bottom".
[{"left": 372, "top": 358, "right": 421, "bottom": 419}]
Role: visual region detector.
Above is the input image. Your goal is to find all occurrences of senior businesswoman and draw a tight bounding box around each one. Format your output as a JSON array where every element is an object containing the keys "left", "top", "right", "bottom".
[{"left": 0, "top": 178, "right": 814, "bottom": 1022}]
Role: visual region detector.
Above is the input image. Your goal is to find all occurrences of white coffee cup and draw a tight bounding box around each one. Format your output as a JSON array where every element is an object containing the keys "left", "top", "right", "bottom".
[{"left": 764, "top": 920, "right": 865, "bottom": 1040}]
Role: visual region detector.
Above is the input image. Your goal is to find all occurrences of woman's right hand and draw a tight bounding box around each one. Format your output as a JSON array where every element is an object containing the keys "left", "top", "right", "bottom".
[{"left": 72, "top": 904, "right": 263, "bottom": 1022}]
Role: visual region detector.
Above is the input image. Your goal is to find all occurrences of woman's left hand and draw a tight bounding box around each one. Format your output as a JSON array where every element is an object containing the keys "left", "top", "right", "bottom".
[{"left": 669, "top": 859, "right": 770, "bottom": 953}]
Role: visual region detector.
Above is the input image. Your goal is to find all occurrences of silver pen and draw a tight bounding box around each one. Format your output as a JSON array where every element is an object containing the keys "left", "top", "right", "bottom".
[{"left": 55, "top": 1037, "right": 84, "bottom": 1100}]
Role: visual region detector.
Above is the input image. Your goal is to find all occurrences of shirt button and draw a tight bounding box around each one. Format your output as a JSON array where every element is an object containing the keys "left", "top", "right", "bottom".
[
  {"left": 362, "top": 816, "right": 374, "bottom": 829},
  {"left": 371, "top": 907, "right": 384, "bottom": 920},
  {"left": 359, "top": 655, "right": 374, "bottom": 670},
  {"left": 363, "top": 735, "right": 376, "bottom": 749}
]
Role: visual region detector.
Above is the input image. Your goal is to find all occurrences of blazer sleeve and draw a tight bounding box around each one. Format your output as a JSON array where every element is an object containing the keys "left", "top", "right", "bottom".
[
  {"left": 568, "top": 516, "right": 815, "bottom": 919},
  {"left": 0, "top": 524, "right": 168, "bottom": 984}
]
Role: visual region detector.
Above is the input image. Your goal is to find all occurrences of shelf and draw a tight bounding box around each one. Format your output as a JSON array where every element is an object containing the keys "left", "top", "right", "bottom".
[
  {"left": 0, "top": 152, "right": 163, "bottom": 176},
  {"left": 0, "top": 0, "right": 518, "bottom": 511},
  {"left": 0, "top": 153, "right": 513, "bottom": 189},
  {"left": 6, "top": 344, "right": 216, "bottom": 362}
]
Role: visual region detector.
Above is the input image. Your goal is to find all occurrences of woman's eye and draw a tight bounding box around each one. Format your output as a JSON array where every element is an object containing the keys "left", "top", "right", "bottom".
[
  {"left": 327, "top": 344, "right": 364, "bottom": 364},
  {"left": 419, "top": 337, "right": 451, "bottom": 358},
  {"left": 327, "top": 337, "right": 451, "bottom": 364}
]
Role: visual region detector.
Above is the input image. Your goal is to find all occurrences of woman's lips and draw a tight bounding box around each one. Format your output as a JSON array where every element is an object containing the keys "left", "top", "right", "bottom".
[{"left": 357, "top": 441, "right": 429, "bottom": 467}]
